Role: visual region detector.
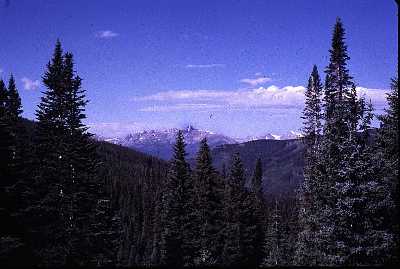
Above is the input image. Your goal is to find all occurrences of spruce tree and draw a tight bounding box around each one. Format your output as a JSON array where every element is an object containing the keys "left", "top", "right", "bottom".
[
  {"left": 222, "top": 153, "right": 259, "bottom": 266},
  {"left": 302, "top": 18, "right": 396, "bottom": 266},
  {"left": 6, "top": 75, "right": 22, "bottom": 121},
  {"left": 32, "top": 40, "right": 104, "bottom": 266},
  {"left": 296, "top": 65, "right": 324, "bottom": 265},
  {"left": 376, "top": 77, "right": 399, "bottom": 263},
  {"left": 302, "top": 65, "right": 323, "bottom": 148},
  {"left": 222, "top": 153, "right": 244, "bottom": 266},
  {"left": 263, "top": 199, "right": 282, "bottom": 266},
  {"left": 0, "top": 79, "right": 12, "bottom": 184},
  {"left": 0, "top": 78, "right": 21, "bottom": 265},
  {"left": 194, "top": 138, "right": 224, "bottom": 265},
  {"left": 249, "top": 157, "right": 266, "bottom": 266},
  {"left": 160, "top": 130, "right": 194, "bottom": 266},
  {"left": 317, "top": 18, "right": 361, "bottom": 265}
]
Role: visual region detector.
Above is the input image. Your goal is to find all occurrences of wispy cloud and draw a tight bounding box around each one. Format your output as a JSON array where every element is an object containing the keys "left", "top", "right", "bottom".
[
  {"left": 139, "top": 103, "right": 224, "bottom": 112},
  {"left": 133, "top": 86, "right": 389, "bottom": 112},
  {"left": 240, "top": 73, "right": 272, "bottom": 86},
  {"left": 21, "top": 77, "right": 39, "bottom": 90},
  {"left": 0, "top": 68, "right": 3, "bottom": 75},
  {"left": 96, "top": 30, "right": 119, "bottom": 39},
  {"left": 133, "top": 90, "right": 232, "bottom": 102},
  {"left": 185, "top": 64, "right": 226, "bottom": 69}
]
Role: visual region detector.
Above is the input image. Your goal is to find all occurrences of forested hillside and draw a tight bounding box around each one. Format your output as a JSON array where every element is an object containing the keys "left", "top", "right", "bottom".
[
  {"left": 209, "top": 139, "right": 305, "bottom": 197},
  {"left": 0, "top": 17, "right": 398, "bottom": 267}
]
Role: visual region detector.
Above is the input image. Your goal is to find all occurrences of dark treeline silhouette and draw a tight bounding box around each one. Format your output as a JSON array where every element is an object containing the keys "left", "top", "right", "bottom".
[{"left": 0, "top": 18, "right": 398, "bottom": 267}]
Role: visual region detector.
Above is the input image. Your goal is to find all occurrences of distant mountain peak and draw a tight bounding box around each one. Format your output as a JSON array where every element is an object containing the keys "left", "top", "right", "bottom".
[{"left": 101, "top": 126, "right": 237, "bottom": 160}]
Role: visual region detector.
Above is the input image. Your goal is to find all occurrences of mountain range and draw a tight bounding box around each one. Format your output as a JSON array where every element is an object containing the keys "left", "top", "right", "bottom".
[
  {"left": 96, "top": 125, "right": 306, "bottom": 197},
  {"left": 99, "top": 125, "right": 303, "bottom": 160}
]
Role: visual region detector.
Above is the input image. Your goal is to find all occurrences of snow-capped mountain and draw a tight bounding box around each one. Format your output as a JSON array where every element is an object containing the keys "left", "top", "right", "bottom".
[
  {"left": 99, "top": 125, "right": 305, "bottom": 160},
  {"left": 104, "top": 125, "right": 237, "bottom": 160},
  {"left": 238, "top": 130, "right": 304, "bottom": 142}
]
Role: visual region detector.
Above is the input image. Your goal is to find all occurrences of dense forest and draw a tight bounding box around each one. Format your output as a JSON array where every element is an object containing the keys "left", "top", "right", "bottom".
[{"left": 0, "top": 18, "right": 398, "bottom": 267}]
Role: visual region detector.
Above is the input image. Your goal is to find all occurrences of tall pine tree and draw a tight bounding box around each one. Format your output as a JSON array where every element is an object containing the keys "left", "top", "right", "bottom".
[
  {"left": 249, "top": 157, "right": 266, "bottom": 266},
  {"left": 194, "top": 138, "right": 224, "bottom": 265},
  {"left": 32, "top": 40, "right": 104, "bottom": 266},
  {"left": 376, "top": 77, "right": 399, "bottom": 263},
  {"left": 295, "top": 65, "right": 324, "bottom": 265},
  {"left": 160, "top": 130, "right": 197, "bottom": 266}
]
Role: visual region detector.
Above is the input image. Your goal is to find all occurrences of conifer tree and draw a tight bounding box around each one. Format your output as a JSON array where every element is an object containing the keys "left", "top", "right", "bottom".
[
  {"left": 249, "top": 157, "right": 266, "bottom": 266},
  {"left": 302, "top": 65, "right": 323, "bottom": 148},
  {"left": 194, "top": 138, "right": 224, "bottom": 265},
  {"left": 263, "top": 199, "right": 282, "bottom": 266},
  {"left": 296, "top": 65, "right": 324, "bottom": 265},
  {"left": 317, "top": 18, "right": 361, "bottom": 265},
  {"left": 222, "top": 153, "right": 244, "bottom": 266},
  {"left": 222, "top": 153, "right": 260, "bottom": 266},
  {"left": 300, "top": 18, "right": 396, "bottom": 266},
  {"left": 160, "top": 130, "right": 194, "bottom": 266},
  {"left": 0, "top": 79, "right": 12, "bottom": 184},
  {"left": 6, "top": 75, "right": 22, "bottom": 121},
  {"left": 376, "top": 77, "right": 399, "bottom": 263},
  {"left": 0, "top": 78, "right": 21, "bottom": 265},
  {"left": 31, "top": 40, "right": 105, "bottom": 266}
]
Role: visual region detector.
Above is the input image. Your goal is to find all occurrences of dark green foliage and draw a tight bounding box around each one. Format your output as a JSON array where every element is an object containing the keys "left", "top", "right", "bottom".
[
  {"left": 296, "top": 18, "right": 396, "bottom": 266},
  {"left": 19, "top": 40, "right": 110, "bottom": 266},
  {"left": 194, "top": 138, "right": 225, "bottom": 265},
  {"left": 222, "top": 153, "right": 244, "bottom": 265},
  {"left": 222, "top": 153, "right": 263, "bottom": 267},
  {"left": 160, "top": 131, "right": 195, "bottom": 266},
  {"left": 302, "top": 65, "right": 323, "bottom": 148},
  {"left": 94, "top": 141, "right": 167, "bottom": 267},
  {"left": 1, "top": 19, "right": 397, "bottom": 267},
  {"left": 249, "top": 158, "right": 266, "bottom": 265},
  {"left": 6, "top": 75, "right": 22, "bottom": 121},
  {"left": 296, "top": 65, "right": 324, "bottom": 265},
  {"left": 376, "top": 77, "right": 399, "bottom": 263},
  {"left": 263, "top": 199, "right": 281, "bottom": 266},
  {"left": 0, "top": 79, "right": 12, "bottom": 184}
]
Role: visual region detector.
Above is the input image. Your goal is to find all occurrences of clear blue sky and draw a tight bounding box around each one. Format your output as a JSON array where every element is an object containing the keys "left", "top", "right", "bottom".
[{"left": 0, "top": 0, "right": 397, "bottom": 138}]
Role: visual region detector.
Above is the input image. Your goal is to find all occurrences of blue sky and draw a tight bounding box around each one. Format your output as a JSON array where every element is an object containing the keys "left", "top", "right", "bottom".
[{"left": 0, "top": 0, "right": 397, "bottom": 138}]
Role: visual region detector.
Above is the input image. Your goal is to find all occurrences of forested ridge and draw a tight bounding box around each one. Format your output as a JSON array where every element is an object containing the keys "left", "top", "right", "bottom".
[{"left": 0, "top": 18, "right": 398, "bottom": 267}]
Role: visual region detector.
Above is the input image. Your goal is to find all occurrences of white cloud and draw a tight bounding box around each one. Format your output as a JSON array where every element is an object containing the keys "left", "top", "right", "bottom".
[
  {"left": 139, "top": 103, "right": 224, "bottom": 112},
  {"left": 133, "top": 90, "right": 232, "bottom": 102},
  {"left": 0, "top": 68, "right": 3, "bottom": 75},
  {"left": 355, "top": 87, "right": 388, "bottom": 107},
  {"left": 96, "top": 30, "right": 119, "bottom": 39},
  {"left": 185, "top": 64, "right": 226, "bottom": 69},
  {"left": 21, "top": 77, "right": 39, "bottom": 90},
  {"left": 240, "top": 76, "right": 272, "bottom": 86},
  {"left": 133, "top": 85, "right": 389, "bottom": 112}
]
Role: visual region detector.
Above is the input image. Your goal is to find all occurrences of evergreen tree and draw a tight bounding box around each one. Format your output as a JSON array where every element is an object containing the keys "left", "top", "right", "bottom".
[
  {"left": 31, "top": 40, "right": 104, "bottom": 266},
  {"left": 0, "top": 79, "right": 12, "bottom": 185},
  {"left": 317, "top": 18, "right": 361, "bottom": 265},
  {"left": 222, "top": 153, "right": 259, "bottom": 266},
  {"left": 160, "top": 130, "right": 195, "bottom": 266},
  {"left": 249, "top": 157, "right": 266, "bottom": 266},
  {"left": 222, "top": 153, "right": 244, "bottom": 266},
  {"left": 302, "top": 65, "right": 323, "bottom": 148},
  {"left": 263, "top": 199, "right": 282, "bottom": 266},
  {"left": 376, "top": 77, "right": 399, "bottom": 263},
  {"left": 0, "top": 78, "right": 23, "bottom": 266},
  {"left": 299, "top": 18, "right": 396, "bottom": 266},
  {"left": 194, "top": 138, "right": 224, "bottom": 265},
  {"left": 6, "top": 75, "right": 22, "bottom": 121},
  {"left": 296, "top": 65, "right": 324, "bottom": 265}
]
